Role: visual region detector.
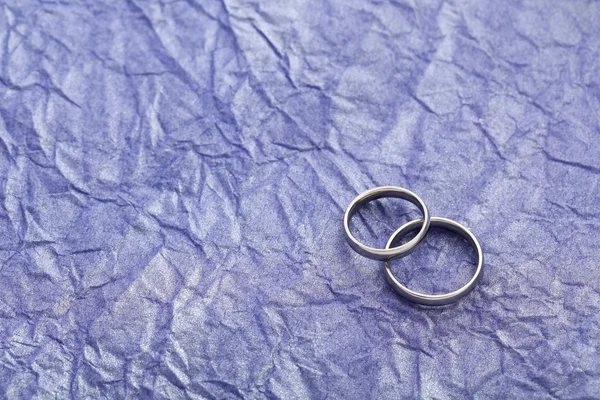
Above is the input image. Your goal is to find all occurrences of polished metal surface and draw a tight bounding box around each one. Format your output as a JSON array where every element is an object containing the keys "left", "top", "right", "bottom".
[
  {"left": 343, "top": 186, "right": 431, "bottom": 261},
  {"left": 383, "top": 217, "right": 483, "bottom": 306}
]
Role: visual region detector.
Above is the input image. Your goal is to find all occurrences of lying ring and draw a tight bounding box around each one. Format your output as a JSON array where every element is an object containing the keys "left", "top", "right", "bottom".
[
  {"left": 343, "top": 186, "right": 431, "bottom": 261},
  {"left": 384, "top": 217, "right": 483, "bottom": 306}
]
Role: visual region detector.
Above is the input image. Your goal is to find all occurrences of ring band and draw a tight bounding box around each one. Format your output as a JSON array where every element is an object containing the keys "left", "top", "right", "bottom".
[
  {"left": 343, "top": 186, "right": 431, "bottom": 261},
  {"left": 383, "top": 217, "right": 483, "bottom": 306}
]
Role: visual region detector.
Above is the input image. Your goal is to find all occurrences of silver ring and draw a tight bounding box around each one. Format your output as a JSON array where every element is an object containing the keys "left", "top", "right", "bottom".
[
  {"left": 343, "top": 186, "right": 431, "bottom": 261},
  {"left": 384, "top": 217, "right": 483, "bottom": 306}
]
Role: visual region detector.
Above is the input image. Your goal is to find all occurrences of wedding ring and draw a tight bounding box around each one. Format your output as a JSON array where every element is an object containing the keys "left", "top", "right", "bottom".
[
  {"left": 383, "top": 217, "right": 483, "bottom": 306},
  {"left": 343, "top": 186, "right": 431, "bottom": 261}
]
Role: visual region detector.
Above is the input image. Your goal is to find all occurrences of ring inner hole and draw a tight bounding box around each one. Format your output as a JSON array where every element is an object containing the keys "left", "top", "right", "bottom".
[
  {"left": 349, "top": 198, "right": 422, "bottom": 249},
  {"left": 388, "top": 227, "right": 477, "bottom": 295}
]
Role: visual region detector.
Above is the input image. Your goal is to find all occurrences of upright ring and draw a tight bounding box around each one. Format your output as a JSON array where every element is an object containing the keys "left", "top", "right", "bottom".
[
  {"left": 343, "top": 186, "right": 431, "bottom": 261},
  {"left": 384, "top": 217, "right": 483, "bottom": 306}
]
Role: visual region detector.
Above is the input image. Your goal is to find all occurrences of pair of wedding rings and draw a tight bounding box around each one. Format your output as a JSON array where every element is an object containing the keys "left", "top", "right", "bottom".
[{"left": 343, "top": 186, "right": 483, "bottom": 306}]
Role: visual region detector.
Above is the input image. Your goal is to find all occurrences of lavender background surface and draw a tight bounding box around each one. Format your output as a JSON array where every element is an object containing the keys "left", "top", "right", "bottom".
[{"left": 1, "top": 0, "right": 599, "bottom": 398}]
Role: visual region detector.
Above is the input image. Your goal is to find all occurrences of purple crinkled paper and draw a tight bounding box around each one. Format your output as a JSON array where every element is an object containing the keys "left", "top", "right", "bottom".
[{"left": 0, "top": 0, "right": 599, "bottom": 398}]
